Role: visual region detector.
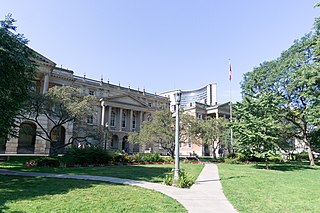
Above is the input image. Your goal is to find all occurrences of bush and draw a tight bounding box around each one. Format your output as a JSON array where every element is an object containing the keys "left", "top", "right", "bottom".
[
  {"left": 163, "top": 170, "right": 195, "bottom": 188},
  {"left": 177, "top": 170, "right": 195, "bottom": 188},
  {"left": 163, "top": 173, "right": 173, "bottom": 186},
  {"left": 35, "top": 157, "right": 60, "bottom": 167},
  {"left": 268, "top": 155, "right": 284, "bottom": 163},
  {"left": 294, "top": 152, "right": 310, "bottom": 161},
  {"left": 132, "top": 153, "right": 163, "bottom": 163},
  {"left": 224, "top": 158, "right": 240, "bottom": 164},
  {"left": 62, "top": 146, "right": 114, "bottom": 167}
]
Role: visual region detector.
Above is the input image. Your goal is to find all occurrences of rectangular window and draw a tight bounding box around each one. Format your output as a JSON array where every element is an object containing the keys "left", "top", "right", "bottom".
[
  {"left": 122, "top": 112, "right": 126, "bottom": 128},
  {"left": 89, "top": 90, "right": 95, "bottom": 96},
  {"left": 132, "top": 115, "right": 136, "bottom": 129},
  {"left": 87, "top": 115, "right": 94, "bottom": 124},
  {"left": 111, "top": 111, "right": 116, "bottom": 127}
]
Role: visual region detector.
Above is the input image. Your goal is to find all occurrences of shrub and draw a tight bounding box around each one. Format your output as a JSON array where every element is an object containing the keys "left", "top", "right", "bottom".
[
  {"left": 294, "top": 152, "right": 310, "bottom": 161},
  {"left": 268, "top": 155, "right": 284, "bottom": 163},
  {"left": 35, "top": 157, "right": 60, "bottom": 167},
  {"left": 224, "top": 158, "right": 240, "bottom": 164},
  {"left": 62, "top": 146, "right": 113, "bottom": 167},
  {"left": 163, "top": 173, "right": 173, "bottom": 186},
  {"left": 163, "top": 170, "right": 195, "bottom": 188},
  {"left": 132, "top": 153, "right": 164, "bottom": 163},
  {"left": 177, "top": 170, "right": 195, "bottom": 188}
]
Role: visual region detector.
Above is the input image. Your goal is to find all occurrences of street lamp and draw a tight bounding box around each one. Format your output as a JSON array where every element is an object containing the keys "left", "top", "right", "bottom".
[
  {"left": 173, "top": 90, "right": 181, "bottom": 186},
  {"left": 104, "top": 122, "right": 109, "bottom": 150}
]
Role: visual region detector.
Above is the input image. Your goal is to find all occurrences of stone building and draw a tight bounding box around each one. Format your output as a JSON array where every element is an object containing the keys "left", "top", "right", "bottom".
[{"left": 1, "top": 51, "right": 169, "bottom": 155}]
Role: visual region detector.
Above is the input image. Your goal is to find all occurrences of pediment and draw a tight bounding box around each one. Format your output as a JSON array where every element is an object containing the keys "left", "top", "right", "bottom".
[{"left": 106, "top": 95, "right": 148, "bottom": 108}]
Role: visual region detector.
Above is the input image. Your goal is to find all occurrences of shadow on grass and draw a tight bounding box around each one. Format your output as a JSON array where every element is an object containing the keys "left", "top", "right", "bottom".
[
  {"left": 0, "top": 157, "right": 203, "bottom": 183},
  {"left": 0, "top": 175, "right": 118, "bottom": 212},
  {"left": 0, "top": 160, "right": 174, "bottom": 183},
  {"left": 252, "top": 162, "right": 320, "bottom": 172},
  {"left": 220, "top": 175, "right": 246, "bottom": 181}
]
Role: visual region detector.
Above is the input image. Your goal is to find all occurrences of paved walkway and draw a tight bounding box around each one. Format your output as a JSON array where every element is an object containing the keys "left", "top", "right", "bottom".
[{"left": 0, "top": 164, "right": 237, "bottom": 213}]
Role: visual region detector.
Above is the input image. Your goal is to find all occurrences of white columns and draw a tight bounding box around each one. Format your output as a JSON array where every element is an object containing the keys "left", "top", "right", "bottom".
[
  {"left": 140, "top": 112, "right": 144, "bottom": 128},
  {"left": 101, "top": 101, "right": 105, "bottom": 126},
  {"left": 42, "top": 74, "right": 49, "bottom": 94},
  {"left": 119, "top": 108, "right": 123, "bottom": 131},
  {"left": 108, "top": 106, "right": 112, "bottom": 127},
  {"left": 130, "top": 110, "right": 133, "bottom": 131}
]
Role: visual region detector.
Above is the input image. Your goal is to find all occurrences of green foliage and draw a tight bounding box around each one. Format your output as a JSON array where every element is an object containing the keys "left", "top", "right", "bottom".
[
  {"left": 129, "top": 109, "right": 176, "bottom": 157},
  {"left": 19, "top": 86, "right": 97, "bottom": 155},
  {"left": 128, "top": 110, "right": 196, "bottom": 158},
  {"left": 163, "top": 170, "right": 195, "bottom": 188},
  {"left": 234, "top": 18, "right": 320, "bottom": 166},
  {"left": 34, "top": 157, "right": 60, "bottom": 167},
  {"left": 224, "top": 158, "right": 241, "bottom": 164},
  {"left": 309, "top": 128, "right": 320, "bottom": 152},
  {"left": 176, "top": 170, "right": 195, "bottom": 188},
  {"left": 292, "top": 152, "right": 310, "bottom": 161},
  {"left": 0, "top": 14, "right": 36, "bottom": 137},
  {"left": 163, "top": 173, "right": 173, "bottom": 185},
  {"left": 62, "top": 146, "right": 113, "bottom": 166},
  {"left": 132, "top": 153, "right": 163, "bottom": 162},
  {"left": 189, "top": 117, "right": 228, "bottom": 159},
  {"left": 268, "top": 155, "right": 284, "bottom": 163}
]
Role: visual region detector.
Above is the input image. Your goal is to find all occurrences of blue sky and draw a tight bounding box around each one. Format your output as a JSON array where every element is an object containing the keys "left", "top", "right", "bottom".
[{"left": 1, "top": 1, "right": 319, "bottom": 103}]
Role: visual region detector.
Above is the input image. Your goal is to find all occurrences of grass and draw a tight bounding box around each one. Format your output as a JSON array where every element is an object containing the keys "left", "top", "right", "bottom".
[
  {"left": 0, "top": 175, "right": 186, "bottom": 213},
  {"left": 218, "top": 162, "right": 320, "bottom": 213},
  {"left": 0, "top": 157, "right": 204, "bottom": 183}
]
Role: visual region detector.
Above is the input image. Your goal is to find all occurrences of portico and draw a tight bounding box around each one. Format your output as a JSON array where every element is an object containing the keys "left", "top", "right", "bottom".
[{"left": 100, "top": 95, "right": 155, "bottom": 153}]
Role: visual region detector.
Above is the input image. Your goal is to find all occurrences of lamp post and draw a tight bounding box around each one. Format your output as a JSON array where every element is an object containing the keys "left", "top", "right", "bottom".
[
  {"left": 173, "top": 90, "right": 181, "bottom": 186},
  {"left": 104, "top": 122, "right": 109, "bottom": 150}
]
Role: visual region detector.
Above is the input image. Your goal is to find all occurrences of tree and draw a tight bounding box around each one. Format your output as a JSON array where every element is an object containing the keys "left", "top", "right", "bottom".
[
  {"left": 189, "top": 117, "right": 227, "bottom": 159},
  {"left": 128, "top": 109, "right": 175, "bottom": 157},
  {"left": 0, "top": 14, "right": 36, "bottom": 137},
  {"left": 232, "top": 95, "right": 284, "bottom": 169},
  {"left": 128, "top": 109, "right": 195, "bottom": 158},
  {"left": 237, "top": 30, "right": 320, "bottom": 166},
  {"left": 17, "top": 86, "right": 96, "bottom": 155}
]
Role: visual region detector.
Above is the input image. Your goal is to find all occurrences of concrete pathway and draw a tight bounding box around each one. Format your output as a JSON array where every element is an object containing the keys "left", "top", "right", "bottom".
[{"left": 0, "top": 164, "right": 237, "bottom": 213}]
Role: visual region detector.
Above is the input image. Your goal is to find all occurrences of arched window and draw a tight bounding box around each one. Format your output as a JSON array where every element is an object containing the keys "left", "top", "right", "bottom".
[
  {"left": 17, "top": 122, "right": 37, "bottom": 154},
  {"left": 51, "top": 126, "right": 66, "bottom": 144},
  {"left": 111, "top": 135, "right": 119, "bottom": 149},
  {"left": 111, "top": 111, "right": 116, "bottom": 127},
  {"left": 50, "top": 126, "right": 66, "bottom": 154},
  {"left": 122, "top": 112, "right": 126, "bottom": 128}
]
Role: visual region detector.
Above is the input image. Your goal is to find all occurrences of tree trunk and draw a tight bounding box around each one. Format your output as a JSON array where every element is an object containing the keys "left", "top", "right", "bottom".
[
  {"left": 304, "top": 138, "right": 315, "bottom": 166},
  {"left": 212, "top": 148, "right": 217, "bottom": 159},
  {"left": 265, "top": 155, "right": 269, "bottom": 170}
]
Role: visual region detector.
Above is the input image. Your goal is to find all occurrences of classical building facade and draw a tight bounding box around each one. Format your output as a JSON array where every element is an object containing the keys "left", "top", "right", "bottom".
[
  {"left": 1, "top": 51, "right": 169, "bottom": 155},
  {"left": 161, "top": 86, "right": 231, "bottom": 157}
]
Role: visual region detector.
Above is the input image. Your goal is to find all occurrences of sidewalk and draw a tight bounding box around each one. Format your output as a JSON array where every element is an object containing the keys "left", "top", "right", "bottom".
[{"left": 0, "top": 164, "right": 237, "bottom": 213}]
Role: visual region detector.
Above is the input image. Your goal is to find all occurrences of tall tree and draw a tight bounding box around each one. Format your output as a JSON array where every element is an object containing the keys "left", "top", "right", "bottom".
[
  {"left": 17, "top": 86, "right": 96, "bottom": 155},
  {"left": 238, "top": 31, "right": 320, "bottom": 166},
  {"left": 128, "top": 109, "right": 175, "bottom": 157},
  {"left": 128, "top": 109, "right": 195, "bottom": 158},
  {"left": 232, "top": 95, "right": 284, "bottom": 168},
  {"left": 190, "top": 117, "right": 227, "bottom": 159},
  {"left": 0, "top": 14, "right": 36, "bottom": 137}
]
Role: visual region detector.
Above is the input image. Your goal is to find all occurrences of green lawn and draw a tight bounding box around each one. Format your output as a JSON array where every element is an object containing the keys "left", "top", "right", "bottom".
[
  {"left": 218, "top": 162, "right": 320, "bottom": 213},
  {"left": 0, "top": 175, "right": 186, "bottom": 213},
  {"left": 0, "top": 157, "right": 202, "bottom": 212},
  {"left": 0, "top": 157, "right": 204, "bottom": 183}
]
